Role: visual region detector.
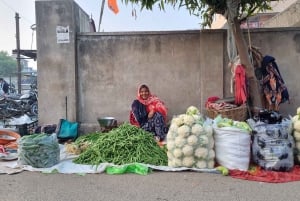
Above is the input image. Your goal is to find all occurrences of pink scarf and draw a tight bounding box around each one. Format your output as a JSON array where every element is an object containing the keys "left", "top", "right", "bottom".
[{"left": 136, "top": 85, "right": 167, "bottom": 120}]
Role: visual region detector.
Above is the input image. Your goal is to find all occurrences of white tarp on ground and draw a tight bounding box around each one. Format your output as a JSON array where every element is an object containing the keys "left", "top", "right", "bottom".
[{"left": 0, "top": 145, "right": 220, "bottom": 175}]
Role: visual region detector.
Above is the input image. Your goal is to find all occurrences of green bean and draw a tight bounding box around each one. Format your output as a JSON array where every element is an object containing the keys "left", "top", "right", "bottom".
[{"left": 73, "top": 123, "right": 167, "bottom": 166}]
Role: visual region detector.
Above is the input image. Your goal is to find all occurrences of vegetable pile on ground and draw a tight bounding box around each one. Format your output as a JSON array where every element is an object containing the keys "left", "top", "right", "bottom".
[
  {"left": 292, "top": 107, "right": 300, "bottom": 163},
  {"left": 65, "top": 132, "right": 100, "bottom": 155},
  {"left": 166, "top": 106, "right": 215, "bottom": 168},
  {"left": 18, "top": 133, "right": 60, "bottom": 168},
  {"left": 215, "top": 115, "right": 252, "bottom": 132},
  {"left": 73, "top": 123, "right": 167, "bottom": 166}
]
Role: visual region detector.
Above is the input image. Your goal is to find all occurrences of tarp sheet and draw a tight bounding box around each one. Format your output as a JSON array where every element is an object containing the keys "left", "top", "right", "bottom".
[
  {"left": 0, "top": 145, "right": 219, "bottom": 175},
  {"left": 2, "top": 145, "right": 300, "bottom": 183}
]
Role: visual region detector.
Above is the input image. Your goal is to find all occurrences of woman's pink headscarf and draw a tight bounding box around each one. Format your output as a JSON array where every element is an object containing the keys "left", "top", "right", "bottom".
[
  {"left": 129, "top": 84, "right": 168, "bottom": 127},
  {"left": 136, "top": 84, "right": 168, "bottom": 121}
]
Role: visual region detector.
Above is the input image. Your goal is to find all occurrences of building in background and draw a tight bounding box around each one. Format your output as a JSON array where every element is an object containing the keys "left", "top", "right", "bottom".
[
  {"left": 211, "top": 0, "right": 300, "bottom": 29},
  {"left": 6, "top": 54, "right": 37, "bottom": 93}
]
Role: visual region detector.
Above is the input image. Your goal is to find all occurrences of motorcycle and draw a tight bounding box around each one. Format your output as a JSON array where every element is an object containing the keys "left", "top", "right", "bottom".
[
  {"left": 0, "top": 96, "right": 10, "bottom": 118},
  {"left": 3, "top": 85, "right": 38, "bottom": 118},
  {"left": 16, "top": 87, "right": 38, "bottom": 117},
  {"left": 0, "top": 95, "right": 24, "bottom": 118}
]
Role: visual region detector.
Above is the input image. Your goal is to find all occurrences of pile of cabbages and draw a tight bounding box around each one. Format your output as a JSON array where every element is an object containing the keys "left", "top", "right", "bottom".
[{"left": 166, "top": 106, "right": 215, "bottom": 169}]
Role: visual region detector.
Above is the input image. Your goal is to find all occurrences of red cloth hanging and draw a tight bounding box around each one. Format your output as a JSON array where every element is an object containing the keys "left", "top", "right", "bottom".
[{"left": 234, "top": 64, "right": 247, "bottom": 105}]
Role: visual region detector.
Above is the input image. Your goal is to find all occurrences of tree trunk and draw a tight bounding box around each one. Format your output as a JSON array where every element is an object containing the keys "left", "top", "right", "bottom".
[{"left": 232, "top": 18, "right": 262, "bottom": 113}]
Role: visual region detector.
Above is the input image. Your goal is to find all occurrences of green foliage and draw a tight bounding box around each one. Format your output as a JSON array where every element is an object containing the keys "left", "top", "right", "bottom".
[
  {"left": 122, "top": 0, "right": 274, "bottom": 28},
  {"left": 0, "top": 51, "right": 17, "bottom": 76}
]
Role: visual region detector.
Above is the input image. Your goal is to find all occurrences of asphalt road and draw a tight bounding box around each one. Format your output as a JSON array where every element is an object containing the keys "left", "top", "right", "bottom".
[{"left": 1, "top": 170, "right": 300, "bottom": 201}]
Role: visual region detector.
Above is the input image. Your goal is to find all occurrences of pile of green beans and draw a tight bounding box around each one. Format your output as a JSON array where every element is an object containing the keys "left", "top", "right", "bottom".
[
  {"left": 73, "top": 123, "right": 167, "bottom": 166},
  {"left": 74, "top": 132, "right": 102, "bottom": 145}
]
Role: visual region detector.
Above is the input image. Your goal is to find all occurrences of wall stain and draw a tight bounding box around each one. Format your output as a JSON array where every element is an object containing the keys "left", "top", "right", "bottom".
[
  {"left": 140, "top": 36, "right": 150, "bottom": 51},
  {"left": 55, "top": 7, "right": 65, "bottom": 15},
  {"left": 155, "top": 37, "right": 161, "bottom": 53},
  {"left": 293, "top": 34, "right": 300, "bottom": 52}
]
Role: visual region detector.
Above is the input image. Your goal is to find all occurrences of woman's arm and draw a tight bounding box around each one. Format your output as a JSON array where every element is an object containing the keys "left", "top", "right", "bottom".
[
  {"left": 148, "top": 110, "right": 154, "bottom": 119},
  {"left": 132, "top": 100, "right": 148, "bottom": 125}
]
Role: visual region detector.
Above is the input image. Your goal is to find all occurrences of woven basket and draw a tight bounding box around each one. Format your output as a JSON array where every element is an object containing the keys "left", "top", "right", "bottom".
[{"left": 205, "top": 104, "right": 248, "bottom": 121}]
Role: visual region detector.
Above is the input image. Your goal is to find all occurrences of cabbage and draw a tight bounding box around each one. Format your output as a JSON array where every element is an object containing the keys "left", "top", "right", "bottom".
[{"left": 186, "top": 106, "right": 200, "bottom": 115}]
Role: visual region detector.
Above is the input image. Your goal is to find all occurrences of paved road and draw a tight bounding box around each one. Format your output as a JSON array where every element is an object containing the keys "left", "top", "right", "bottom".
[{"left": 1, "top": 170, "right": 300, "bottom": 201}]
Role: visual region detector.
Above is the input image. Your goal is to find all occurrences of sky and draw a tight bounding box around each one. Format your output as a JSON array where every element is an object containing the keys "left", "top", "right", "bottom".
[{"left": 0, "top": 0, "right": 201, "bottom": 68}]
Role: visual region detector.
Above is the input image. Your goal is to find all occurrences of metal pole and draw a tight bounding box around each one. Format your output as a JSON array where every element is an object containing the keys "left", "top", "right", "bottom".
[
  {"left": 98, "top": 0, "right": 105, "bottom": 32},
  {"left": 65, "top": 96, "right": 68, "bottom": 120},
  {"left": 15, "top": 13, "right": 21, "bottom": 94}
]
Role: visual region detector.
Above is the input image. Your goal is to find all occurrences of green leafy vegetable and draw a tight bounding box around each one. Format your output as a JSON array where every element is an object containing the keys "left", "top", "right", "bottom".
[{"left": 73, "top": 123, "right": 167, "bottom": 166}]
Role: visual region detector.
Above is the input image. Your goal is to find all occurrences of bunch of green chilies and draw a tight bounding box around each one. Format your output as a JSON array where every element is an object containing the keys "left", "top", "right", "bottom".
[{"left": 73, "top": 123, "right": 167, "bottom": 166}]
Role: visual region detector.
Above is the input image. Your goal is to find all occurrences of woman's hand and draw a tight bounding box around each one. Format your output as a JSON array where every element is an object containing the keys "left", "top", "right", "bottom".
[{"left": 148, "top": 110, "right": 154, "bottom": 119}]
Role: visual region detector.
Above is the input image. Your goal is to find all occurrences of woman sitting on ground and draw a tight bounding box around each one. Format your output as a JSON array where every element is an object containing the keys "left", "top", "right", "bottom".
[{"left": 129, "top": 84, "right": 169, "bottom": 141}]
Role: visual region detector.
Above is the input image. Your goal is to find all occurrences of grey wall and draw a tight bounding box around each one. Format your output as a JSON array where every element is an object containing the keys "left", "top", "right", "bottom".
[
  {"left": 76, "top": 30, "right": 227, "bottom": 132},
  {"left": 36, "top": 0, "right": 300, "bottom": 133},
  {"left": 36, "top": 0, "right": 90, "bottom": 124}
]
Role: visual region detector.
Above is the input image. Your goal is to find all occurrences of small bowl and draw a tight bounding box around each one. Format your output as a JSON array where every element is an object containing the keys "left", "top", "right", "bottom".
[
  {"left": 97, "top": 117, "right": 116, "bottom": 127},
  {"left": 0, "top": 130, "right": 20, "bottom": 145}
]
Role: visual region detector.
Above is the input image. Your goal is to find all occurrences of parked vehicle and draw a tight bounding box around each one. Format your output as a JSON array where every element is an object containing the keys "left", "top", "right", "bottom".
[
  {"left": 14, "top": 85, "right": 38, "bottom": 117},
  {"left": 0, "top": 95, "right": 24, "bottom": 118},
  {"left": 0, "top": 84, "right": 38, "bottom": 119},
  {"left": 8, "top": 83, "right": 17, "bottom": 94}
]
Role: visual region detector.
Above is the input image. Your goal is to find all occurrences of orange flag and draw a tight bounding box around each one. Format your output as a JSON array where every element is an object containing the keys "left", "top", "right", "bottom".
[{"left": 108, "top": 0, "right": 119, "bottom": 14}]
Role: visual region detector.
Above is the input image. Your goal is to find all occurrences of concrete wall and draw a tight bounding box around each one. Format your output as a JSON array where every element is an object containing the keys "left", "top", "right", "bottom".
[
  {"left": 76, "top": 30, "right": 225, "bottom": 131},
  {"left": 35, "top": 0, "right": 90, "bottom": 124},
  {"left": 36, "top": 0, "right": 300, "bottom": 133}
]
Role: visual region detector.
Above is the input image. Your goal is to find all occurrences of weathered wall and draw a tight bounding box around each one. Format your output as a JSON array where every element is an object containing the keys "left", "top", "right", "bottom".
[
  {"left": 76, "top": 31, "right": 225, "bottom": 131},
  {"left": 36, "top": 0, "right": 300, "bottom": 133},
  {"left": 35, "top": 0, "right": 89, "bottom": 124}
]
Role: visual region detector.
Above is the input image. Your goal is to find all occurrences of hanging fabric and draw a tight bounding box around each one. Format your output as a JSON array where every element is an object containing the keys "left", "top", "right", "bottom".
[
  {"left": 261, "top": 55, "right": 290, "bottom": 111},
  {"left": 108, "top": 0, "right": 119, "bottom": 14},
  {"left": 235, "top": 64, "right": 247, "bottom": 105},
  {"left": 230, "top": 56, "right": 240, "bottom": 94}
]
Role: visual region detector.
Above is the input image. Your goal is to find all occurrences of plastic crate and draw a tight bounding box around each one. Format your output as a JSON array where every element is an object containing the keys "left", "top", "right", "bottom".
[{"left": 5, "top": 120, "right": 38, "bottom": 136}]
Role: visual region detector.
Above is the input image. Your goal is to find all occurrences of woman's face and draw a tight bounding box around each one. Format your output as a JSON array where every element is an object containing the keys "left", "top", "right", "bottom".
[{"left": 139, "top": 87, "right": 150, "bottom": 100}]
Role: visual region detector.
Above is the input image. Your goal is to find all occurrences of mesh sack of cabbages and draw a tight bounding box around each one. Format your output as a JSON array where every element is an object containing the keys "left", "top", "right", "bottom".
[
  {"left": 18, "top": 133, "right": 60, "bottom": 168},
  {"left": 292, "top": 107, "right": 300, "bottom": 164},
  {"left": 250, "top": 119, "right": 295, "bottom": 172},
  {"left": 166, "top": 113, "right": 215, "bottom": 168}
]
